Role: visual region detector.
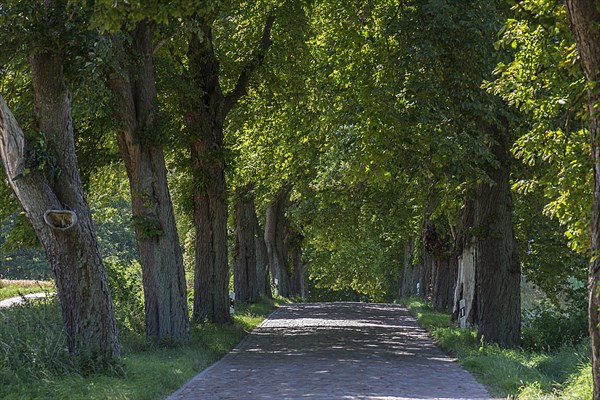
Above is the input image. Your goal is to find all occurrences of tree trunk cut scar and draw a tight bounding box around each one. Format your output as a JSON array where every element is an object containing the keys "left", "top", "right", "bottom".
[{"left": 43, "top": 210, "right": 78, "bottom": 230}]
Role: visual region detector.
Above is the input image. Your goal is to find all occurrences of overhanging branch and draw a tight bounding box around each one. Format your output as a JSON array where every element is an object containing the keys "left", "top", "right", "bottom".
[
  {"left": 0, "top": 95, "right": 26, "bottom": 180},
  {"left": 223, "top": 14, "right": 275, "bottom": 116}
]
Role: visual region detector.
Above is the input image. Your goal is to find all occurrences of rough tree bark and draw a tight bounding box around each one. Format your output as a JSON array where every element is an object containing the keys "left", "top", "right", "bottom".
[
  {"left": 421, "top": 246, "right": 434, "bottom": 298},
  {"left": 253, "top": 202, "right": 272, "bottom": 298},
  {"left": 0, "top": 51, "right": 119, "bottom": 361},
  {"left": 423, "top": 218, "right": 456, "bottom": 312},
  {"left": 434, "top": 255, "right": 458, "bottom": 312},
  {"left": 400, "top": 238, "right": 420, "bottom": 296},
  {"left": 564, "top": 1, "right": 600, "bottom": 395},
  {"left": 474, "top": 122, "right": 521, "bottom": 348},
  {"left": 265, "top": 187, "right": 291, "bottom": 297},
  {"left": 418, "top": 236, "right": 432, "bottom": 297},
  {"left": 287, "top": 228, "right": 307, "bottom": 299},
  {"left": 400, "top": 239, "right": 411, "bottom": 297},
  {"left": 108, "top": 21, "right": 189, "bottom": 341},
  {"left": 452, "top": 200, "right": 476, "bottom": 327},
  {"left": 184, "top": 16, "right": 274, "bottom": 322},
  {"left": 233, "top": 185, "right": 258, "bottom": 304}
]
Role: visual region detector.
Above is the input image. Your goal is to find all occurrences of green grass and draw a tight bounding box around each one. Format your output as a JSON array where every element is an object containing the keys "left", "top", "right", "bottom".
[
  {"left": 1, "top": 296, "right": 284, "bottom": 399},
  {"left": 401, "top": 296, "right": 592, "bottom": 399},
  {"left": 0, "top": 279, "right": 55, "bottom": 301}
]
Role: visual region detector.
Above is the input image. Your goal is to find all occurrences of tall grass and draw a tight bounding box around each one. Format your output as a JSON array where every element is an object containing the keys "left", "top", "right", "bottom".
[
  {"left": 401, "top": 296, "right": 592, "bottom": 398},
  {"left": 0, "top": 297, "right": 74, "bottom": 390},
  {"left": 0, "top": 295, "right": 282, "bottom": 399}
]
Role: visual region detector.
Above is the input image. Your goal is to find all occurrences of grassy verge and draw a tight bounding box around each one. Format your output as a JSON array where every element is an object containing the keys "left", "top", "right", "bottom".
[
  {"left": 1, "top": 296, "right": 284, "bottom": 399},
  {"left": 0, "top": 279, "right": 55, "bottom": 301},
  {"left": 401, "top": 296, "right": 592, "bottom": 399}
]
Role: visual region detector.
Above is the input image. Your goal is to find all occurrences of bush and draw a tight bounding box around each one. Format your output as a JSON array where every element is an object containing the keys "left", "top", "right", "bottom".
[
  {"left": 521, "top": 297, "right": 587, "bottom": 352},
  {"left": 104, "top": 258, "right": 145, "bottom": 337}
]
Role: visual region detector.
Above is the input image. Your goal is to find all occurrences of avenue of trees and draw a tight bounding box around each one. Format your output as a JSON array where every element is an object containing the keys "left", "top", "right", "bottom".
[{"left": 1, "top": 0, "right": 599, "bottom": 396}]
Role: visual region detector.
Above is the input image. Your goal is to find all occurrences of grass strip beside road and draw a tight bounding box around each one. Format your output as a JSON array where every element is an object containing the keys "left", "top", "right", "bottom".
[
  {"left": 401, "top": 296, "right": 592, "bottom": 399},
  {"left": 0, "top": 279, "right": 55, "bottom": 301},
  {"left": 1, "top": 296, "right": 283, "bottom": 400}
]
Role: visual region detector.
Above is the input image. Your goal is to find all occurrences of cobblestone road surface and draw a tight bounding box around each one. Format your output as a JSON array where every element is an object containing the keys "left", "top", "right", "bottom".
[{"left": 167, "top": 302, "right": 491, "bottom": 400}]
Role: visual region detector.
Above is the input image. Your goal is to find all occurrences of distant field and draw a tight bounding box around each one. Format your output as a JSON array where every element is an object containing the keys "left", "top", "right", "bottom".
[{"left": 0, "top": 279, "right": 55, "bottom": 301}]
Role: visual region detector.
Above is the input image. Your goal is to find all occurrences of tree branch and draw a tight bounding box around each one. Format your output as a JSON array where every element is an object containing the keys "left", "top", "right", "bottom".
[
  {"left": 153, "top": 38, "right": 167, "bottom": 55},
  {"left": 223, "top": 14, "right": 275, "bottom": 116},
  {"left": 0, "top": 95, "right": 26, "bottom": 180}
]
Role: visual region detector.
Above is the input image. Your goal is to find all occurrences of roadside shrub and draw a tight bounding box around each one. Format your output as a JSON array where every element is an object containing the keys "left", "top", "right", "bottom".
[
  {"left": 521, "top": 282, "right": 587, "bottom": 352},
  {"left": 104, "top": 258, "right": 145, "bottom": 337},
  {"left": 521, "top": 302, "right": 587, "bottom": 352}
]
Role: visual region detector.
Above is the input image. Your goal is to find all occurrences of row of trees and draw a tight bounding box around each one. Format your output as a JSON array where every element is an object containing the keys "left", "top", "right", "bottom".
[
  {"left": 1, "top": 0, "right": 600, "bottom": 397},
  {"left": 0, "top": 0, "right": 292, "bottom": 362}
]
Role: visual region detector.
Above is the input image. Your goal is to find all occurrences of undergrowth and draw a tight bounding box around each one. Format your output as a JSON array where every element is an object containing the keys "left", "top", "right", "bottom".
[
  {"left": 401, "top": 296, "right": 592, "bottom": 399},
  {"left": 0, "top": 295, "right": 282, "bottom": 399}
]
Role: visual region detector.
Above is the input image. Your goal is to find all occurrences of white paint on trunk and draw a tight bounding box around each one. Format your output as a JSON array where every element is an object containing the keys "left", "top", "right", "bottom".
[{"left": 453, "top": 242, "right": 476, "bottom": 329}]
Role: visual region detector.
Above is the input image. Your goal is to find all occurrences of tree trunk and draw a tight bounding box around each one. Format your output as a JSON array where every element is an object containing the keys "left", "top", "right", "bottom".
[
  {"left": 265, "top": 187, "right": 291, "bottom": 297},
  {"left": 418, "top": 234, "right": 432, "bottom": 297},
  {"left": 400, "top": 241, "right": 409, "bottom": 297},
  {"left": 421, "top": 248, "right": 434, "bottom": 297},
  {"left": 189, "top": 130, "right": 229, "bottom": 323},
  {"left": 108, "top": 21, "right": 189, "bottom": 341},
  {"left": 184, "top": 16, "right": 274, "bottom": 322},
  {"left": 400, "top": 238, "right": 420, "bottom": 296},
  {"left": 185, "top": 25, "right": 230, "bottom": 324},
  {"left": 233, "top": 185, "right": 258, "bottom": 304},
  {"left": 0, "top": 51, "right": 119, "bottom": 361},
  {"left": 474, "top": 123, "right": 521, "bottom": 348},
  {"left": 253, "top": 202, "right": 272, "bottom": 298},
  {"left": 431, "top": 256, "right": 457, "bottom": 312},
  {"left": 402, "top": 264, "right": 422, "bottom": 296},
  {"left": 454, "top": 240, "right": 477, "bottom": 327},
  {"left": 423, "top": 218, "right": 456, "bottom": 312},
  {"left": 452, "top": 200, "right": 476, "bottom": 326},
  {"left": 564, "top": 1, "right": 600, "bottom": 395},
  {"left": 287, "top": 228, "right": 307, "bottom": 299}
]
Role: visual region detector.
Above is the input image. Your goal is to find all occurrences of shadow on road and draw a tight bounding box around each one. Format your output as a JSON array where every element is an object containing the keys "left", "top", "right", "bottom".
[{"left": 169, "top": 302, "right": 490, "bottom": 400}]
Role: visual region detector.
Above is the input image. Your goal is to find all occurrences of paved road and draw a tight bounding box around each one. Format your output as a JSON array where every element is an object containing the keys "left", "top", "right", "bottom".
[
  {"left": 168, "top": 302, "right": 491, "bottom": 400},
  {"left": 0, "top": 292, "right": 54, "bottom": 309}
]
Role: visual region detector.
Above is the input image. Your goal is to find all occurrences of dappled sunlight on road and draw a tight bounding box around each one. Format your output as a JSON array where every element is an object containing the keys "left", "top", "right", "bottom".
[{"left": 168, "top": 302, "right": 491, "bottom": 400}]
